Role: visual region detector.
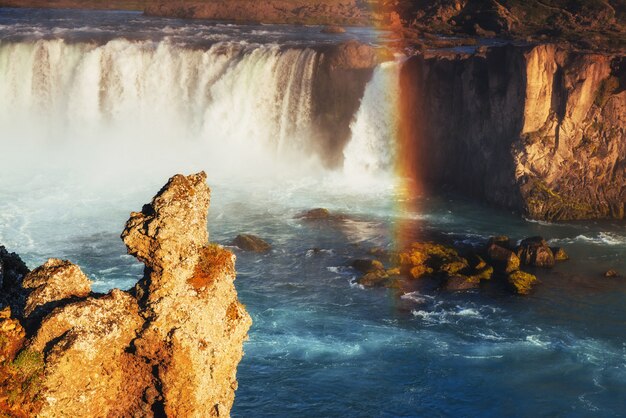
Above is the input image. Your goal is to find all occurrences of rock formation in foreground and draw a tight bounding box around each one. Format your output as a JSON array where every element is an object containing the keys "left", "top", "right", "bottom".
[{"left": 0, "top": 172, "right": 251, "bottom": 417}]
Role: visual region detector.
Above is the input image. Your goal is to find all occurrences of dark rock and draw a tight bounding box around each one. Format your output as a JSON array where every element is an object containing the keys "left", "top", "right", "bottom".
[
  {"left": 551, "top": 247, "right": 569, "bottom": 262},
  {"left": 299, "top": 208, "right": 331, "bottom": 219},
  {"left": 357, "top": 270, "right": 390, "bottom": 287},
  {"left": 232, "top": 234, "right": 271, "bottom": 253},
  {"left": 516, "top": 236, "right": 555, "bottom": 268},
  {"left": 444, "top": 274, "right": 480, "bottom": 291},
  {"left": 486, "top": 244, "right": 520, "bottom": 273},
  {"left": 321, "top": 25, "right": 346, "bottom": 34},
  {"left": 487, "top": 236, "right": 512, "bottom": 250},
  {"left": 351, "top": 259, "right": 384, "bottom": 273}
]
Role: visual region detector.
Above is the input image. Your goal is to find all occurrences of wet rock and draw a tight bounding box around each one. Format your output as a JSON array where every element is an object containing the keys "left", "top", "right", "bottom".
[
  {"left": 486, "top": 243, "right": 520, "bottom": 273},
  {"left": 321, "top": 25, "right": 346, "bottom": 34},
  {"left": 444, "top": 274, "right": 480, "bottom": 291},
  {"left": 325, "top": 40, "right": 379, "bottom": 70},
  {"left": 551, "top": 247, "right": 569, "bottom": 262},
  {"left": 507, "top": 271, "right": 539, "bottom": 295},
  {"left": 351, "top": 259, "right": 384, "bottom": 273},
  {"left": 22, "top": 259, "right": 92, "bottom": 317},
  {"left": 487, "top": 236, "right": 512, "bottom": 250},
  {"left": 516, "top": 236, "right": 555, "bottom": 268},
  {"left": 233, "top": 234, "right": 272, "bottom": 252},
  {"left": 299, "top": 207, "right": 331, "bottom": 219},
  {"left": 604, "top": 269, "right": 621, "bottom": 278},
  {"left": 357, "top": 270, "right": 389, "bottom": 287},
  {"left": 0, "top": 246, "right": 29, "bottom": 316}
]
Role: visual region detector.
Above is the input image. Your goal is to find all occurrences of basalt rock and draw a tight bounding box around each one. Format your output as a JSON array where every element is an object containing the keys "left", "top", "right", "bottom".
[
  {"left": 233, "top": 234, "right": 272, "bottom": 253},
  {"left": 401, "top": 44, "right": 626, "bottom": 221},
  {"left": 0, "top": 172, "right": 251, "bottom": 417},
  {"left": 516, "top": 236, "right": 555, "bottom": 268}
]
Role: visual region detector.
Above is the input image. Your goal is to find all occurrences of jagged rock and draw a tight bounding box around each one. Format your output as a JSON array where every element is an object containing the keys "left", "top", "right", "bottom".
[
  {"left": 516, "top": 236, "right": 555, "bottom": 268},
  {"left": 507, "top": 271, "right": 539, "bottom": 295},
  {"left": 487, "top": 236, "right": 512, "bottom": 250},
  {"left": 233, "top": 234, "right": 272, "bottom": 252},
  {"left": 444, "top": 274, "right": 480, "bottom": 291},
  {"left": 22, "top": 259, "right": 92, "bottom": 317},
  {"left": 357, "top": 270, "right": 389, "bottom": 287},
  {"left": 486, "top": 243, "right": 520, "bottom": 273},
  {"left": 122, "top": 172, "right": 210, "bottom": 272},
  {"left": 30, "top": 289, "right": 152, "bottom": 417},
  {"left": 0, "top": 172, "right": 251, "bottom": 417},
  {"left": 552, "top": 247, "right": 569, "bottom": 261},
  {"left": 351, "top": 259, "right": 384, "bottom": 273},
  {"left": 0, "top": 246, "right": 29, "bottom": 315},
  {"left": 123, "top": 172, "right": 251, "bottom": 417},
  {"left": 0, "top": 246, "right": 28, "bottom": 291}
]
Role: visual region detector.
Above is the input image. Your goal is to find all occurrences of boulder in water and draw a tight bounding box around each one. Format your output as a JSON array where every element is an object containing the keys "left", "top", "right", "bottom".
[
  {"left": 507, "top": 271, "right": 539, "bottom": 295},
  {"left": 444, "top": 274, "right": 481, "bottom": 291},
  {"left": 603, "top": 269, "right": 621, "bottom": 278},
  {"left": 516, "top": 236, "right": 555, "bottom": 268},
  {"left": 299, "top": 208, "right": 332, "bottom": 219},
  {"left": 486, "top": 243, "right": 520, "bottom": 273},
  {"left": 321, "top": 25, "right": 346, "bottom": 34},
  {"left": 351, "top": 258, "right": 384, "bottom": 273},
  {"left": 551, "top": 247, "right": 569, "bottom": 262},
  {"left": 233, "top": 234, "right": 272, "bottom": 252}
]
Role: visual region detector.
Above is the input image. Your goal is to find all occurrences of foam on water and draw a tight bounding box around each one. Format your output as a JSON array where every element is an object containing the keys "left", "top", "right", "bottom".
[{"left": 1, "top": 9, "right": 626, "bottom": 417}]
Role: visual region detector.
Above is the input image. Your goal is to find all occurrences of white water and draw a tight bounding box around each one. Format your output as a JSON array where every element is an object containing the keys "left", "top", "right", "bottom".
[
  {"left": 343, "top": 60, "right": 401, "bottom": 182},
  {"left": 0, "top": 39, "right": 339, "bottom": 182}
]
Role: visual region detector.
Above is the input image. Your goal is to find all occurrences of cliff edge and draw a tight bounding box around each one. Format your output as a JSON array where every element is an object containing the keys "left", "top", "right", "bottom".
[{"left": 0, "top": 172, "right": 251, "bottom": 417}]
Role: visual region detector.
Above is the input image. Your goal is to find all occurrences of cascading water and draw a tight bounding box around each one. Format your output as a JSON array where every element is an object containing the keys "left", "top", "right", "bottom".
[
  {"left": 1, "top": 10, "right": 625, "bottom": 418},
  {"left": 0, "top": 39, "right": 327, "bottom": 180},
  {"left": 343, "top": 60, "right": 401, "bottom": 182}
]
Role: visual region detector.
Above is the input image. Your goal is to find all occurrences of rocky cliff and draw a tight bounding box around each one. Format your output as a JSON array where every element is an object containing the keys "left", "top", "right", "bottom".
[
  {"left": 0, "top": 172, "right": 251, "bottom": 417},
  {"left": 400, "top": 44, "right": 625, "bottom": 221},
  {"left": 144, "top": 0, "right": 368, "bottom": 25}
]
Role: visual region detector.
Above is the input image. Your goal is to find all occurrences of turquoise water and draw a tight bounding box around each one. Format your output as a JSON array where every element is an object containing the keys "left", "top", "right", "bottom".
[
  {"left": 1, "top": 176, "right": 625, "bottom": 417},
  {"left": 0, "top": 8, "right": 625, "bottom": 417}
]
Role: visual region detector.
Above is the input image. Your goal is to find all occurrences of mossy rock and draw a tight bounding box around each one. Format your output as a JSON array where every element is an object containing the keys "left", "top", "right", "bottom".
[
  {"left": 487, "top": 244, "right": 520, "bottom": 273},
  {"left": 351, "top": 259, "right": 384, "bottom": 273},
  {"left": 357, "top": 270, "right": 390, "bottom": 287},
  {"left": 551, "top": 247, "right": 569, "bottom": 262},
  {"left": 507, "top": 271, "right": 539, "bottom": 295},
  {"left": 444, "top": 275, "right": 480, "bottom": 291},
  {"left": 472, "top": 265, "right": 494, "bottom": 281}
]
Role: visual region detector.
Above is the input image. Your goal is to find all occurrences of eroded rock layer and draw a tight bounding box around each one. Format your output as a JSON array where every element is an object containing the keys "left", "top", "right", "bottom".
[
  {"left": 401, "top": 44, "right": 625, "bottom": 221},
  {"left": 0, "top": 172, "right": 251, "bottom": 417}
]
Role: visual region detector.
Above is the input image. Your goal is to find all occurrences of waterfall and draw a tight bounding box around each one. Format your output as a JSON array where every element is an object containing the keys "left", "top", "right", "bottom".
[
  {"left": 343, "top": 61, "right": 401, "bottom": 181},
  {"left": 0, "top": 39, "right": 321, "bottom": 179}
]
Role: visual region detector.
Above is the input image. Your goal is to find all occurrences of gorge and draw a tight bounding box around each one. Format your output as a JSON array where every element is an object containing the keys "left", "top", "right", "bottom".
[{"left": 0, "top": 5, "right": 625, "bottom": 417}]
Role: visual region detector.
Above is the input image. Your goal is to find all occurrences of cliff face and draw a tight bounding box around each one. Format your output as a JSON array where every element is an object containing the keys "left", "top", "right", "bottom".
[
  {"left": 0, "top": 172, "right": 251, "bottom": 417},
  {"left": 401, "top": 45, "right": 625, "bottom": 221},
  {"left": 144, "top": 0, "right": 368, "bottom": 25}
]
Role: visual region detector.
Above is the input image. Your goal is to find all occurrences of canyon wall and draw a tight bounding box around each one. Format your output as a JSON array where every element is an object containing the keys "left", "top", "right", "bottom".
[
  {"left": 401, "top": 45, "right": 625, "bottom": 221},
  {"left": 0, "top": 173, "right": 251, "bottom": 417}
]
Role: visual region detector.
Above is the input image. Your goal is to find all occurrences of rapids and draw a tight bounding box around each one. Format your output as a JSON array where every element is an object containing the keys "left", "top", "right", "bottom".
[{"left": 0, "top": 8, "right": 625, "bottom": 418}]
